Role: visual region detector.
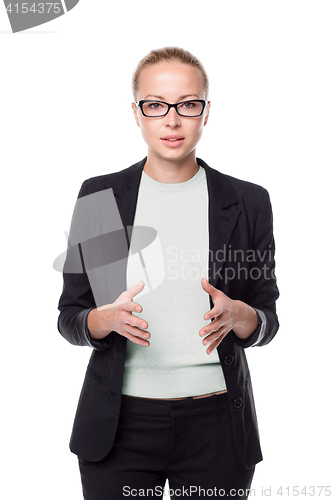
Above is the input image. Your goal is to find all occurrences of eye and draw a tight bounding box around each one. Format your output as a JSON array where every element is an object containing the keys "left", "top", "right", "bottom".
[
  {"left": 147, "top": 102, "right": 163, "bottom": 109},
  {"left": 180, "top": 101, "right": 198, "bottom": 109}
]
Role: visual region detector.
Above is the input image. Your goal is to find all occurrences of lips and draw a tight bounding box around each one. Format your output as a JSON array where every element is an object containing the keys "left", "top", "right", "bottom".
[
  {"left": 161, "top": 135, "right": 185, "bottom": 140},
  {"left": 160, "top": 135, "right": 185, "bottom": 147}
]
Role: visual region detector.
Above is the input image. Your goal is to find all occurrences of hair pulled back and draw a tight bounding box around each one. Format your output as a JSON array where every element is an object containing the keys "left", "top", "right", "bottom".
[{"left": 132, "top": 46, "right": 209, "bottom": 101}]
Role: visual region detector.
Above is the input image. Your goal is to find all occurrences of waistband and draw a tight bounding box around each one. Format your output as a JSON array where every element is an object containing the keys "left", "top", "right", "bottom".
[{"left": 120, "top": 391, "right": 230, "bottom": 418}]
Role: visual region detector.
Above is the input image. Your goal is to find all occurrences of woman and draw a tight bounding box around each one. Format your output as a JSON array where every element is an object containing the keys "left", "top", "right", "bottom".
[{"left": 58, "top": 46, "right": 279, "bottom": 500}]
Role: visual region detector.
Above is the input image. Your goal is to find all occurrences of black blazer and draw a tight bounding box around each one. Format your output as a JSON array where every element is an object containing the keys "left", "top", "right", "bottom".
[{"left": 57, "top": 156, "right": 279, "bottom": 468}]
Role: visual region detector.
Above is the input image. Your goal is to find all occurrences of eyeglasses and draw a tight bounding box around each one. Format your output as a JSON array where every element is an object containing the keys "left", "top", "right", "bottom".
[{"left": 135, "top": 99, "right": 208, "bottom": 118}]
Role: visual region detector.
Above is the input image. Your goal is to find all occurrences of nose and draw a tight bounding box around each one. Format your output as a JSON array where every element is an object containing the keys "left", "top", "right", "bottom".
[{"left": 164, "top": 106, "right": 181, "bottom": 127}]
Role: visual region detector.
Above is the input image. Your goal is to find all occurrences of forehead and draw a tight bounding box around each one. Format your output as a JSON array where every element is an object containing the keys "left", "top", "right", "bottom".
[{"left": 137, "top": 60, "right": 205, "bottom": 99}]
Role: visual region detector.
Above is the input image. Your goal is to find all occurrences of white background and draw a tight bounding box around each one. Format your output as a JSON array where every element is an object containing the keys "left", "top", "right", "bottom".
[{"left": 1, "top": 1, "right": 332, "bottom": 499}]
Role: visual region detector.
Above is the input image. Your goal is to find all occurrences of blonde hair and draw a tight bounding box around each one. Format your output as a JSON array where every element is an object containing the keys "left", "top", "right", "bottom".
[{"left": 132, "top": 46, "right": 209, "bottom": 101}]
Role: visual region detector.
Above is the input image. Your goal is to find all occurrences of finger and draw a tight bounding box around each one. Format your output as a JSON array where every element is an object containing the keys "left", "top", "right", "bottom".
[
  {"left": 124, "top": 325, "right": 150, "bottom": 346},
  {"left": 120, "top": 306, "right": 148, "bottom": 329},
  {"left": 203, "top": 298, "right": 228, "bottom": 321},
  {"left": 119, "top": 303, "right": 148, "bottom": 329},
  {"left": 203, "top": 306, "right": 221, "bottom": 321},
  {"left": 202, "top": 325, "right": 229, "bottom": 346},
  {"left": 133, "top": 302, "right": 143, "bottom": 313},
  {"left": 200, "top": 314, "right": 225, "bottom": 336},
  {"left": 115, "top": 281, "right": 145, "bottom": 307},
  {"left": 122, "top": 300, "right": 143, "bottom": 314},
  {"left": 199, "top": 319, "right": 222, "bottom": 337},
  {"left": 127, "top": 316, "right": 149, "bottom": 331},
  {"left": 200, "top": 277, "right": 213, "bottom": 292},
  {"left": 204, "top": 327, "right": 230, "bottom": 354},
  {"left": 205, "top": 335, "right": 224, "bottom": 355},
  {"left": 127, "top": 280, "right": 145, "bottom": 298},
  {"left": 201, "top": 278, "right": 227, "bottom": 302},
  {"left": 125, "top": 324, "right": 150, "bottom": 338},
  {"left": 126, "top": 333, "right": 150, "bottom": 347},
  {"left": 200, "top": 277, "right": 219, "bottom": 298}
]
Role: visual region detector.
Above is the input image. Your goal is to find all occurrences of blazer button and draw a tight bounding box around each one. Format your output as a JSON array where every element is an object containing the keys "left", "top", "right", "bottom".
[
  {"left": 234, "top": 397, "right": 243, "bottom": 409},
  {"left": 224, "top": 355, "right": 234, "bottom": 366}
]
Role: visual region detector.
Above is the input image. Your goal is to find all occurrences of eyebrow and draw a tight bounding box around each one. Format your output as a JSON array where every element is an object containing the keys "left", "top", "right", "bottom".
[{"left": 144, "top": 94, "right": 200, "bottom": 100}]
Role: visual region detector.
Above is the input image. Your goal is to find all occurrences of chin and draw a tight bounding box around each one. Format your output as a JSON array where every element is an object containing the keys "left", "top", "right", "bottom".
[
  {"left": 158, "top": 153, "right": 190, "bottom": 163},
  {"left": 152, "top": 146, "right": 195, "bottom": 163}
]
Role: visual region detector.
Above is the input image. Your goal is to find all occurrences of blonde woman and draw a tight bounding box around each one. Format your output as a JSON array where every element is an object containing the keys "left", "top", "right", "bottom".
[{"left": 58, "top": 47, "right": 279, "bottom": 499}]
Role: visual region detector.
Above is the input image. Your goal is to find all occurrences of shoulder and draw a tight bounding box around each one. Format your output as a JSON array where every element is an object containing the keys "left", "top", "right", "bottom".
[
  {"left": 200, "top": 159, "right": 270, "bottom": 210},
  {"left": 221, "top": 171, "right": 266, "bottom": 193},
  {"left": 206, "top": 167, "right": 275, "bottom": 231},
  {"left": 222, "top": 171, "right": 269, "bottom": 205},
  {"left": 78, "top": 172, "right": 119, "bottom": 198},
  {"left": 223, "top": 173, "right": 273, "bottom": 220},
  {"left": 77, "top": 160, "right": 143, "bottom": 199}
]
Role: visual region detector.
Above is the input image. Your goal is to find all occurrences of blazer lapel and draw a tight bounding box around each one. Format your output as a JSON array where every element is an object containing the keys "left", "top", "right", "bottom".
[
  {"left": 197, "top": 158, "right": 241, "bottom": 290},
  {"left": 104, "top": 157, "right": 147, "bottom": 244}
]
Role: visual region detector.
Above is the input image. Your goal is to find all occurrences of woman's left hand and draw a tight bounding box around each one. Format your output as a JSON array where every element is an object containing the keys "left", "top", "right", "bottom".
[{"left": 199, "top": 277, "right": 258, "bottom": 354}]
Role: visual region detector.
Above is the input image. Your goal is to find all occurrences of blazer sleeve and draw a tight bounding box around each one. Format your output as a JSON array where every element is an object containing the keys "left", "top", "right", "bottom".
[
  {"left": 57, "top": 180, "right": 114, "bottom": 351},
  {"left": 232, "top": 188, "right": 280, "bottom": 349}
]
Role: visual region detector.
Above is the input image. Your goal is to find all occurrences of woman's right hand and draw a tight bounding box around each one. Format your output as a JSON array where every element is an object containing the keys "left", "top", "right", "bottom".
[{"left": 87, "top": 280, "right": 150, "bottom": 346}]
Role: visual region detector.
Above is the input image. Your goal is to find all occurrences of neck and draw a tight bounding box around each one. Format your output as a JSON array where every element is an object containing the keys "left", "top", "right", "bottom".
[{"left": 143, "top": 151, "right": 199, "bottom": 183}]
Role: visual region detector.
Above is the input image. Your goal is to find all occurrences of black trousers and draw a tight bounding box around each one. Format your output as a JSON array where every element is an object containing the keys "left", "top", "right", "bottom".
[{"left": 78, "top": 392, "right": 255, "bottom": 499}]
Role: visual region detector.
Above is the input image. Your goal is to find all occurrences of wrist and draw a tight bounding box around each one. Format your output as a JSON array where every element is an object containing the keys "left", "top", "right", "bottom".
[
  {"left": 233, "top": 301, "right": 258, "bottom": 340},
  {"left": 233, "top": 300, "right": 247, "bottom": 327},
  {"left": 87, "top": 308, "right": 111, "bottom": 340}
]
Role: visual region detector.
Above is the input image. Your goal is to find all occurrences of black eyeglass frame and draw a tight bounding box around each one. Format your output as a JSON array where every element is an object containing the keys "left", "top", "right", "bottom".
[{"left": 135, "top": 99, "right": 208, "bottom": 117}]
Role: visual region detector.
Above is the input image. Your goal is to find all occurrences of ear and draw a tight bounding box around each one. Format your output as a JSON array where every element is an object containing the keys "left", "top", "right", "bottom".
[
  {"left": 204, "top": 101, "right": 211, "bottom": 126},
  {"left": 132, "top": 102, "right": 141, "bottom": 128}
]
